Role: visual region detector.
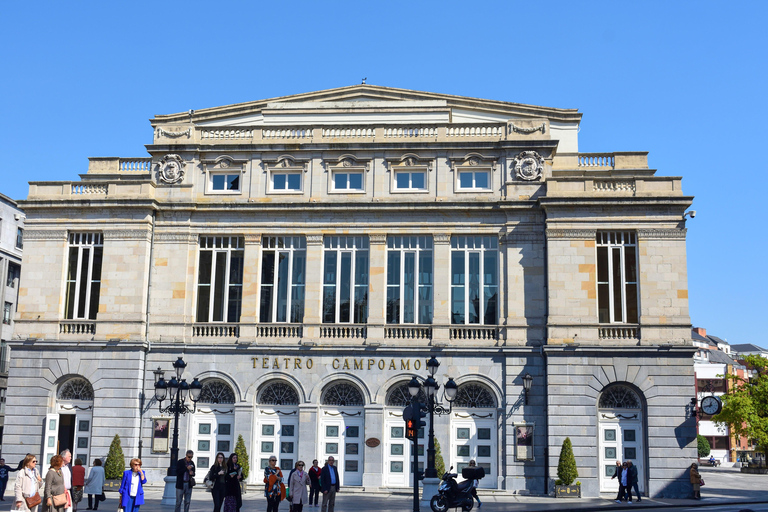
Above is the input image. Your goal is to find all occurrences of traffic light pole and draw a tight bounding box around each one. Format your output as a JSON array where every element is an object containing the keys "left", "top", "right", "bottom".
[{"left": 412, "top": 429, "right": 419, "bottom": 512}]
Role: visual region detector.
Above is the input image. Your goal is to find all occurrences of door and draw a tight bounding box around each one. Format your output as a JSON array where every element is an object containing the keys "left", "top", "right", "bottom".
[
  {"left": 599, "top": 418, "right": 644, "bottom": 493},
  {"left": 191, "top": 413, "right": 234, "bottom": 471},
  {"left": 450, "top": 417, "right": 497, "bottom": 489},
  {"left": 254, "top": 414, "right": 298, "bottom": 474},
  {"left": 320, "top": 416, "right": 364, "bottom": 486}
]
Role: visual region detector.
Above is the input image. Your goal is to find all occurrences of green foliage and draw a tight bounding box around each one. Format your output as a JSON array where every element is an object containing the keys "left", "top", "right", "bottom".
[
  {"left": 433, "top": 437, "right": 445, "bottom": 477},
  {"left": 104, "top": 434, "right": 125, "bottom": 480},
  {"left": 556, "top": 437, "right": 578, "bottom": 486},
  {"left": 714, "top": 355, "right": 768, "bottom": 461},
  {"left": 235, "top": 434, "right": 250, "bottom": 479},
  {"left": 697, "top": 434, "right": 711, "bottom": 458}
]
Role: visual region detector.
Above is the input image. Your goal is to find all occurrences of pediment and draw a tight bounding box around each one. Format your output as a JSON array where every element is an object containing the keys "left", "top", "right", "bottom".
[{"left": 152, "top": 85, "right": 581, "bottom": 128}]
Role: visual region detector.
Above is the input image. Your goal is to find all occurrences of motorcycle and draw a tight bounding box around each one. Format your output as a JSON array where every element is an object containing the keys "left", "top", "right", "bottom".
[{"left": 430, "top": 465, "right": 484, "bottom": 512}]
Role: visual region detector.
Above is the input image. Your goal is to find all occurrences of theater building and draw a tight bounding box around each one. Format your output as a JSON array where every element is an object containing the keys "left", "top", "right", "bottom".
[{"left": 4, "top": 85, "right": 697, "bottom": 497}]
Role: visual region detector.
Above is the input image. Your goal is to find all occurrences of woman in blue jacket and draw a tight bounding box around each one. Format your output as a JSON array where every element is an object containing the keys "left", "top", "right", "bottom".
[{"left": 117, "top": 459, "right": 147, "bottom": 512}]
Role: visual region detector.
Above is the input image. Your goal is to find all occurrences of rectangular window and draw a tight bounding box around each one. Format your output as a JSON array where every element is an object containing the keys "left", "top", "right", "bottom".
[
  {"left": 210, "top": 173, "right": 241, "bottom": 192},
  {"left": 333, "top": 171, "right": 364, "bottom": 191},
  {"left": 394, "top": 171, "right": 426, "bottom": 191},
  {"left": 65, "top": 233, "right": 103, "bottom": 320},
  {"left": 272, "top": 172, "right": 302, "bottom": 192},
  {"left": 259, "top": 236, "right": 306, "bottom": 323},
  {"left": 196, "top": 236, "right": 244, "bottom": 323},
  {"left": 16, "top": 228, "right": 23, "bottom": 249},
  {"left": 3, "top": 302, "right": 11, "bottom": 324},
  {"left": 596, "top": 231, "right": 638, "bottom": 324},
  {"left": 323, "top": 236, "right": 369, "bottom": 324},
  {"left": 6, "top": 263, "right": 20, "bottom": 288},
  {"left": 450, "top": 236, "right": 498, "bottom": 325},
  {"left": 387, "top": 236, "right": 433, "bottom": 324},
  {"left": 457, "top": 170, "right": 490, "bottom": 190}
]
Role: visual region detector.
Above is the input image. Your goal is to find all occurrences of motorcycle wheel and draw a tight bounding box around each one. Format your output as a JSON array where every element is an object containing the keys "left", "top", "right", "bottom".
[
  {"left": 430, "top": 495, "right": 448, "bottom": 512},
  {"left": 461, "top": 501, "right": 474, "bottom": 512}
]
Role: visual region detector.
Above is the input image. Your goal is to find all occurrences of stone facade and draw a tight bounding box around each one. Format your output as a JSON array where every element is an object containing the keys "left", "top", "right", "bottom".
[{"left": 5, "top": 85, "right": 696, "bottom": 497}]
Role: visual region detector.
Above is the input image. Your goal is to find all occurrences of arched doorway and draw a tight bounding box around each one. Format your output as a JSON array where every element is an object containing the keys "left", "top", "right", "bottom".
[
  {"left": 598, "top": 384, "right": 645, "bottom": 494},
  {"left": 43, "top": 377, "right": 94, "bottom": 470},
  {"left": 255, "top": 380, "right": 300, "bottom": 474},
  {"left": 384, "top": 382, "right": 428, "bottom": 487},
  {"left": 190, "top": 379, "right": 236, "bottom": 470},
  {"left": 320, "top": 381, "right": 365, "bottom": 486},
  {"left": 450, "top": 382, "right": 497, "bottom": 489}
]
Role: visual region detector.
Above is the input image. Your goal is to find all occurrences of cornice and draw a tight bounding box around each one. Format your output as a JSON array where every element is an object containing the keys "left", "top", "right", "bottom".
[
  {"left": 23, "top": 229, "right": 68, "bottom": 241},
  {"left": 154, "top": 232, "right": 197, "bottom": 243},
  {"left": 637, "top": 228, "right": 687, "bottom": 240},
  {"left": 546, "top": 229, "right": 596, "bottom": 240},
  {"left": 103, "top": 229, "right": 152, "bottom": 241},
  {"left": 501, "top": 231, "right": 545, "bottom": 244}
]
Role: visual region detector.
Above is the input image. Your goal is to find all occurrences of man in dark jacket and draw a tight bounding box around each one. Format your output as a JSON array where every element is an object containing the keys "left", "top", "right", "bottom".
[
  {"left": 627, "top": 461, "right": 641, "bottom": 502},
  {"left": 320, "top": 457, "right": 340, "bottom": 512},
  {"left": 175, "top": 450, "right": 196, "bottom": 512},
  {"left": 0, "top": 458, "right": 19, "bottom": 500},
  {"left": 610, "top": 460, "right": 625, "bottom": 503}
]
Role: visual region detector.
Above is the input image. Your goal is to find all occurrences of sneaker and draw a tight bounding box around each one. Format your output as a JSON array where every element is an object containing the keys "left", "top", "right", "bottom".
[
  {"left": 615, "top": 500, "right": 622, "bottom": 503},
  {"left": 628, "top": 501, "right": 633, "bottom": 504},
  {"left": 478, "top": 503, "right": 482, "bottom": 508}
]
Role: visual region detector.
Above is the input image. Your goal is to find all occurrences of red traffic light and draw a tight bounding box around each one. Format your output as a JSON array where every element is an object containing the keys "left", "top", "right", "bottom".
[{"left": 405, "top": 418, "right": 416, "bottom": 440}]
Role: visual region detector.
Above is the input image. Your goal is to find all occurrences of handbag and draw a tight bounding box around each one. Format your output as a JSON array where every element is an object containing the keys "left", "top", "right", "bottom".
[
  {"left": 189, "top": 476, "right": 196, "bottom": 487},
  {"left": 52, "top": 492, "right": 68, "bottom": 507},
  {"left": 98, "top": 493, "right": 107, "bottom": 503},
  {"left": 700, "top": 478, "right": 705, "bottom": 486},
  {"left": 204, "top": 471, "right": 214, "bottom": 491},
  {"left": 24, "top": 492, "right": 42, "bottom": 509}
]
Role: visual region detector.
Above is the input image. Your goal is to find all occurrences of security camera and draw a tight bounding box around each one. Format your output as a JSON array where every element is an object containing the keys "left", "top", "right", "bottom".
[{"left": 683, "top": 210, "right": 697, "bottom": 220}]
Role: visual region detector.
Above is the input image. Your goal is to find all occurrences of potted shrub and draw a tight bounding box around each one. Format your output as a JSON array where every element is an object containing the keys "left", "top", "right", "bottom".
[
  {"left": 235, "top": 434, "right": 250, "bottom": 493},
  {"left": 555, "top": 437, "right": 580, "bottom": 498},
  {"left": 103, "top": 434, "right": 126, "bottom": 490}
]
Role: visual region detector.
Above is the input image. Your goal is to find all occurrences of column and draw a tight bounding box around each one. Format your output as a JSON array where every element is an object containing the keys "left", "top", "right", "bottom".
[
  {"left": 431, "top": 233, "right": 451, "bottom": 344},
  {"left": 302, "top": 234, "right": 324, "bottom": 341},
  {"left": 238, "top": 233, "right": 261, "bottom": 339},
  {"left": 367, "top": 234, "right": 387, "bottom": 342}
]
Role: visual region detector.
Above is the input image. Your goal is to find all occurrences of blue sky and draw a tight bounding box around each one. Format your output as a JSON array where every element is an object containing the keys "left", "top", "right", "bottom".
[{"left": 1, "top": 1, "right": 765, "bottom": 345}]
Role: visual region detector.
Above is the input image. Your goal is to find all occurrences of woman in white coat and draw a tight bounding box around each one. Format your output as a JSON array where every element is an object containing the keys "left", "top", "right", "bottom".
[
  {"left": 83, "top": 459, "right": 105, "bottom": 511},
  {"left": 288, "top": 461, "right": 309, "bottom": 512},
  {"left": 14, "top": 454, "right": 42, "bottom": 512}
]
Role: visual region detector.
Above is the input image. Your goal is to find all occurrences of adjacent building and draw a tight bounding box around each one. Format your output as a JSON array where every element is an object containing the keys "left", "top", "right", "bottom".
[{"left": 4, "top": 85, "right": 697, "bottom": 497}]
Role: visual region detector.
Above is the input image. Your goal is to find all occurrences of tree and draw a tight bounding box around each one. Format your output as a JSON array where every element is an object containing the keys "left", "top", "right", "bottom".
[
  {"left": 556, "top": 437, "right": 578, "bottom": 486},
  {"left": 235, "top": 434, "right": 250, "bottom": 479},
  {"left": 104, "top": 434, "right": 126, "bottom": 480},
  {"left": 433, "top": 437, "right": 445, "bottom": 477},
  {"left": 714, "top": 354, "right": 768, "bottom": 464},
  {"left": 697, "top": 434, "right": 711, "bottom": 458}
]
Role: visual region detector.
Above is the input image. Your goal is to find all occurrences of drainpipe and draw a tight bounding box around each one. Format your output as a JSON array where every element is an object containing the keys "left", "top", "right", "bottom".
[{"left": 541, "top": 207, "right": 550, "bottom": 496}]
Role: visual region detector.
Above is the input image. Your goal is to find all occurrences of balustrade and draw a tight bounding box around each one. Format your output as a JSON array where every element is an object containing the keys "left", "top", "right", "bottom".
[
  {"left": 446, "top": 125, "right": 504, "bottom": 137},
  {"left": 200, "top": 128, "right": 253, "bottom": 140},
  {"left": 59, "top": 321, "right": 95, "bottom": 335},
  {"left": 593, "top": 180, "right": 635, "bottom": 193},
  {"left": 578, "top": 153, "right": 615, "bottom": 168},
  {"left": 119, "top": 158, "right": 152, "bottom": 172},
  {"left": 384, "top": 326, "right": 432, "bottom": 340},
  {"left": 322, "top": 127, "right": 374, "bottom": 139},
  {"left": 449, "top": 326, "right": 498, "bottom": 340},
  {"left": 598, "top": 326, "right": 639, "bottom": 340},
  {"left": 256, "top": 325, "right": 303, "bottom": 338},
  {"left": 320, "top": 325, "right": 367, "bottom": 339},
  {"left": 71, "top": 184, "right": 107, "bottom": 195},
  {"left": 192, "top": 324, "right": 240, "bottom": 337},
  {"left": 262, "top": 128, "right": 310, "bottom": 140}
]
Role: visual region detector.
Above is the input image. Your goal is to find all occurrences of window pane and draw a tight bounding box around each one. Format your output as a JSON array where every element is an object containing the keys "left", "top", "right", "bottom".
[
  {"left": 287, "top": 174, "right": 301, "bottom": 190},
  {"left": 459, "top": 172, "right": 473, "bottom": 188},
  {"left": 323, "top": 253, "right": 337, "bottom": 323},
  {"left": 598, "top": 283, "right": 610, "bottom": 323},
  {"left": 212, "top": 175, "right": 226, "bottom": 190},
  {"left": 475, "top": 171, "right": 489, "bottom": 189},
  {"left": 349, "top": 173, "right": 363, "bottom": 190},
  {"left": 291, "top": 252, "right": 306, "bottom": 323},
  {"left": 403, "top": 253, "right": 415, "bottom": 323},
  {"left": 77, "top": 248, "right": 90, "bottom": 318},
  {"left": 396, "top": 172, "right": 410, "bottom": 189},
  {"left": 625, "top": 246, "right": 637, "bottom": 282},
  {"left": 213, "top": 252, "right": 227, "bottom": 322},
  {"left": 340, "top": 253, "right": 351, "bottom": 323},
  {"left": 611, "top": 248, "right": 623, "bottom": 322},
  {"left": 276, "top": 253, "right": 289, "bottom": 322},
  {"left": 335, "top": 173, "right": 348, "bottom": 189},
  {"left": 597, "top": 246, "right": 609, "bottom": 283},
  {"left": 273, "top": 174, "right": 286, "bottom": 190},
  {"left": 260, "top": 253, "right": 275, "bottom": 322},
  {"left": 468, "top": 253, "right": 480, "bottom": 324},
  {"left": 626, "top": 284, "right": 638, "bottom": 323},
  {"left": 451, "top": 252, "right": 465, "bottom": 324},
  {"left": 411, "top": 172, "right": 425, "bottom": 189},
  {"left": 227, "top": 175, "right": 240, "bottom": 191}
]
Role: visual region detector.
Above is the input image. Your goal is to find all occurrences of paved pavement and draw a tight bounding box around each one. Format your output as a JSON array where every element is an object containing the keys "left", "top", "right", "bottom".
[{"left": 10, "top": 467, "right": 765, "bottom": 512}]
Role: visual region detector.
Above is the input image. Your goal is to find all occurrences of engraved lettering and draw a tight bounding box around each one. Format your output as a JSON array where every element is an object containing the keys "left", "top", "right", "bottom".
[
  {"left": 389, "top": 359, "right": 396, "bottom": 370},
  {"left": 368, "top": 359, "right": 375, "bottom": 370},
  {"left": 354, "top": 359, "right": 363, "bottom": 370},
  {"left": 294, "top": 358, "right": 302, "bottom": 370},
  {"left": 333, "top": 359, "right": 340, "bottom": 370},
  {"left": 401, "top": 360, "right": 410, "bottom": 370},
  {"left": 343, "top": 359, "right": 350, "bottom": 370},
  {"left": 252, "top": 357, "right": 258, "bottom": 369},
  {"left": 263, "top": 358, "right": 269, "bottom": 369},
  {"left": 414, "top": 360, "right": 421, "bottom": 370},
  {"left": 284, "top": 358, "right": 291, "bottom": 369},
  {"left": 307, "top": 359, "right": 313, "bottom": 369},
  {"left": 378, "top": 360, "right": 385, "bottom": 370},
  {"left": 272, "top": 359, "right": 280, "bottom": 369}
]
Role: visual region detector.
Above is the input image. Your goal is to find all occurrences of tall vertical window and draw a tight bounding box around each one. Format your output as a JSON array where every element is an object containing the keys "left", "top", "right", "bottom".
[
  {"left": 387, "top": 236, "right": 433, "bottom": 324},
  {"left": 260, "top": 236, "right": 306, "bottom": 323},
  {"left": 6, "top": 263, "right": 20, "bottom": 288},
  {"left": 196, "top": 236, "right": 244, "bottom": 323},
  {"left": 65, "top": 233, "right": 103, "bottom": 320},
  {"left": 323, "top": 236, "right": 369, "bottom": 324},
  {"left": 16, "top": 228, "right": 23, "bottom": 249},
  {"left": 3, "top": 302, "right": 11, "bottom": 324},
  {"left": 450, "top": 236, "right": 498, "bottom": 325},
  {"left": 596, "top": 231, "right": 638, "bottom": 324}
]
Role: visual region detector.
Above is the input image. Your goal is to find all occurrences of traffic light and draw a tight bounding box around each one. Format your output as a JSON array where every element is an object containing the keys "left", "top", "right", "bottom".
[
  {"left": 417, "top": 402, "right": 427, "bottom": 430},
  {"left": 403, "top": 402, "right": 418, "bottom": 440}
]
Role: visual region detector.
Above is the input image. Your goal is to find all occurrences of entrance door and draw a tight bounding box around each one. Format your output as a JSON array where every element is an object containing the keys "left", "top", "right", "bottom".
[
  {"left": 450, "top": 417, "right": 497, "bottom": 489},
  {"left": 599, "top": 417, "right": 644, "bottom": 493},
  {"left": 191, "top": 412, "right": 234, "bottom": 470},
  {"left": 254, "top": 413, "right": 299, "bottom": 474},
  {"left": 42, "top": 408, "right": 93, "bottom": 476},
  {"left": 320, "top": 416, "right": 364, "bottom": 486}
]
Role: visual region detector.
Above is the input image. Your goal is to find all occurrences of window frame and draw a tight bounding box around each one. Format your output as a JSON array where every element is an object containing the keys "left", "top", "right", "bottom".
[
  {"left": 386, "top": 236, "right": 433, "bottom": 325},
  {"left": 456, "top": 169, "right": 492, "bottom": 192},
  {"left": 64, "top": 233, "right": 104, "bottom": 320},
  {"left": 3, "top": 302, "right": 11, "bottom": 325},
  {"left": 391, "top": 168, "right": 429, "bottom": 193},
  {"left": 450, "top": 235, "right": 499, "bottom": 325},
  {"left": 596, "top": 231, "right": 639, "bottom": 325},
  {"left": 207, "top": 171, "right": 244, "bottom": 195},
  {"left": 259, "top": 236, "right": 307, "bottom": 324},
  {"left": 322, "top": 236, "right": 369, "bottom": 324},
  {"left": 6, "top": 262, "right": 20, "bottom": 288},
  {"left": 16, "top": 228, "right": 23, "bottom": 249},
  {"left": 195, "top": 236, "right": 245, "bottom": 324},
  {"left": 330, "top": 170, "right": 366, "bottom": 194}
]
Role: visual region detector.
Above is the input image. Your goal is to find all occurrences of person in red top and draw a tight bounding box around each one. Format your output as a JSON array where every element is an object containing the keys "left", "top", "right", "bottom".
[
  {"left": 71, "top": 460, "right": 86, "bottom": 508},
  {"left": 307, "top": 460, "right": 322, "bottom": 508}
]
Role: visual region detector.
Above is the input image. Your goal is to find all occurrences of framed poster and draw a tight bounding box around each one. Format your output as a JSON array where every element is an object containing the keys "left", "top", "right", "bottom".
[
  {"left": 515, "top": 424, "right": 534, "bottom": 461},
  {"left": 152, "top": 418, "right": 171, "bottom": 453}
]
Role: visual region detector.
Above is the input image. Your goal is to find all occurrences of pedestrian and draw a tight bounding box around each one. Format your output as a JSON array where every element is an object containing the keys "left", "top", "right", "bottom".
[
  {"left": 117, "top": 459, "right": 146, "bottom": 512},
  {"left": 690, "top": 462, "right": 702, "bottom": 500},
  {"left": 611, "top": 460, "right": 624, "bottom": 503},
  {"left": 223, "top": 453, "right": 243, "bottom": 512},
  {"left": 619, "top": 462, "right": 629, "bottom": 502},
  {"left": 467, "top": 460, "right": 482, "bottom": 508},
  {"left": 289, "top": 461, "right": 309, "bottom": 512},
  {"left": 263, "top": 456, "right": 283, "bottom": 512},
  {"left": 13, "top": 454, "right": 41, "bottom": 512},
  {"left": 44, "top": 455, "right": 69, "bottom": 512},
  {"left": 71, "top": 460, "right": 85, "bottom": 507},
  {"left": 320, "top": 457, "right": 339, "bottom": 512},
  {"left": 58, "top": 451, "right": 74, "bottom": 512},
  {"left": 83, "top": 459, "right": 105, "bottom": 510},
  {"left": 308, "top": 460, "right": 321, "bottom": 508},
  {"left": 626, "top": 461, "right": 641, "bottom": 502},
  {"left": 1, "top": 457, "right": 20, "bottom": 501},
  {"left": 208, "top": 453, "right": 227, "bottom": 512},
  {"left": 175, "top": 450, "right": 196, "bottom": 512}
]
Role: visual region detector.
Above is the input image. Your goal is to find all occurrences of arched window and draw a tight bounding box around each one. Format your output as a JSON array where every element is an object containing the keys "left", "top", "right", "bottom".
[
  {"left": 322, "top": 382, "right": 364, "bottom": 406},
  {"left": 258, "top": 381, "right": 300, "bottom": 406},
  {"left": 58, "top": 378, "right": 94, "bottom": 401},
  {"left": 599, "top": 384, "right": 641, "bottom": 409},
  {"left": 386, "top": 382, "right": 427, "bottom": 406},
  {"left": 454, "top": 383, "right": 496, "bottom": 408},
  {"left": 199, "top": 379, "right": 236, "bottom": 404}
]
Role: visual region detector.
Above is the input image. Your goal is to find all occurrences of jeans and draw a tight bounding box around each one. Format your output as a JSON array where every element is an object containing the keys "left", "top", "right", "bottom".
[
  {"left": 0, "top": 478, "right": 7, "bottom": 500},
  {"left": 632, "top": 483, "right": 641, "bottom": 500},
  {"left": 175, "top": 483, "right": 192, "bottom": 512}
]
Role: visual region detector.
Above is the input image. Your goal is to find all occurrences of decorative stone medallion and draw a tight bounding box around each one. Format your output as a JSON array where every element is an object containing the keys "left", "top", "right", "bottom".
[
  {"left": 513, "top": 151, "right": 544, "bottom": 181},
  {"left": 158, "top": 154, "right": 185, "bottom": 184}
]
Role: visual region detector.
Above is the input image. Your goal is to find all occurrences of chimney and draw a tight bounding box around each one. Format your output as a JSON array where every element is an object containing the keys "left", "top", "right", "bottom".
[{"left": 693, "top": 327, "right": 707, "bottom": 337}]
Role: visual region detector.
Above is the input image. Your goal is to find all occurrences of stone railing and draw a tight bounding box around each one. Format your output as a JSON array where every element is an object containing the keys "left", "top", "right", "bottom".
[
  {"left": 445, "top": 125, "right": 504, "bottom": 138},
  {"left": 383, "top": 127, "right": 438, "bottom": 138},
  {"left": 59, "top": 321, "right": 96, "bottom": 335},
  {"left": 262, "top": 128, "right": 309, "bottom": 140},
  {"left": 256, "top": 324, "right": 303, "bottom": 338},
  {"left": 593, "top": 180, "right": 635, "bottom": 194},
  {"left": 598, "top": 326, "right": 639, "bottom": 340},
  {"left": 450, "top": 326, "right": 498, "bottom": 340},
  {"left": 192, "top": 323, "right": 240, "bottom": 338},
  {"left": 322, "top": 127, "right": 375, "bottom": 139},
  {"left": 578, "top": 153, "right": 615, "bottom": 168},
  {"left": 200, "top": 128, "right": 254, "bottom": 140},
  {"left": 320, "top": 325, "right": 367, "bottom": 339},
  {"left": 119, "top": 158, "right": 152, "bottom": 172},
  {"left": 71, "top": 184, "right": 108, "bottom": 195},
  {"left": 384, "top": 326, "right": 432, "bottom": 340}
]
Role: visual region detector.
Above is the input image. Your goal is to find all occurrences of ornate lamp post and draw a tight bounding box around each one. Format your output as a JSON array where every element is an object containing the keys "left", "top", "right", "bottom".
[
  {"left": 408, "top": 356, "right": 458, "bottom": 489},
  {"left": 153, "top": 357, "right": 202, "bottom": 504},
  {"left": 523, "top": 373, "right": 533, "bottom": 405}
]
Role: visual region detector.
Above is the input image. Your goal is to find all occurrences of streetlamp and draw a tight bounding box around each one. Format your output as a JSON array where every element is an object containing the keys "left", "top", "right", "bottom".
[
  {"left": 523, "top": 373, "right": 533, "bottom": 405},
  {"left": 153, "top": 357, "right": 202, "bottom": 504},
  {"left": 408, "top": 356, "right": 458, "bottom": 482}
]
